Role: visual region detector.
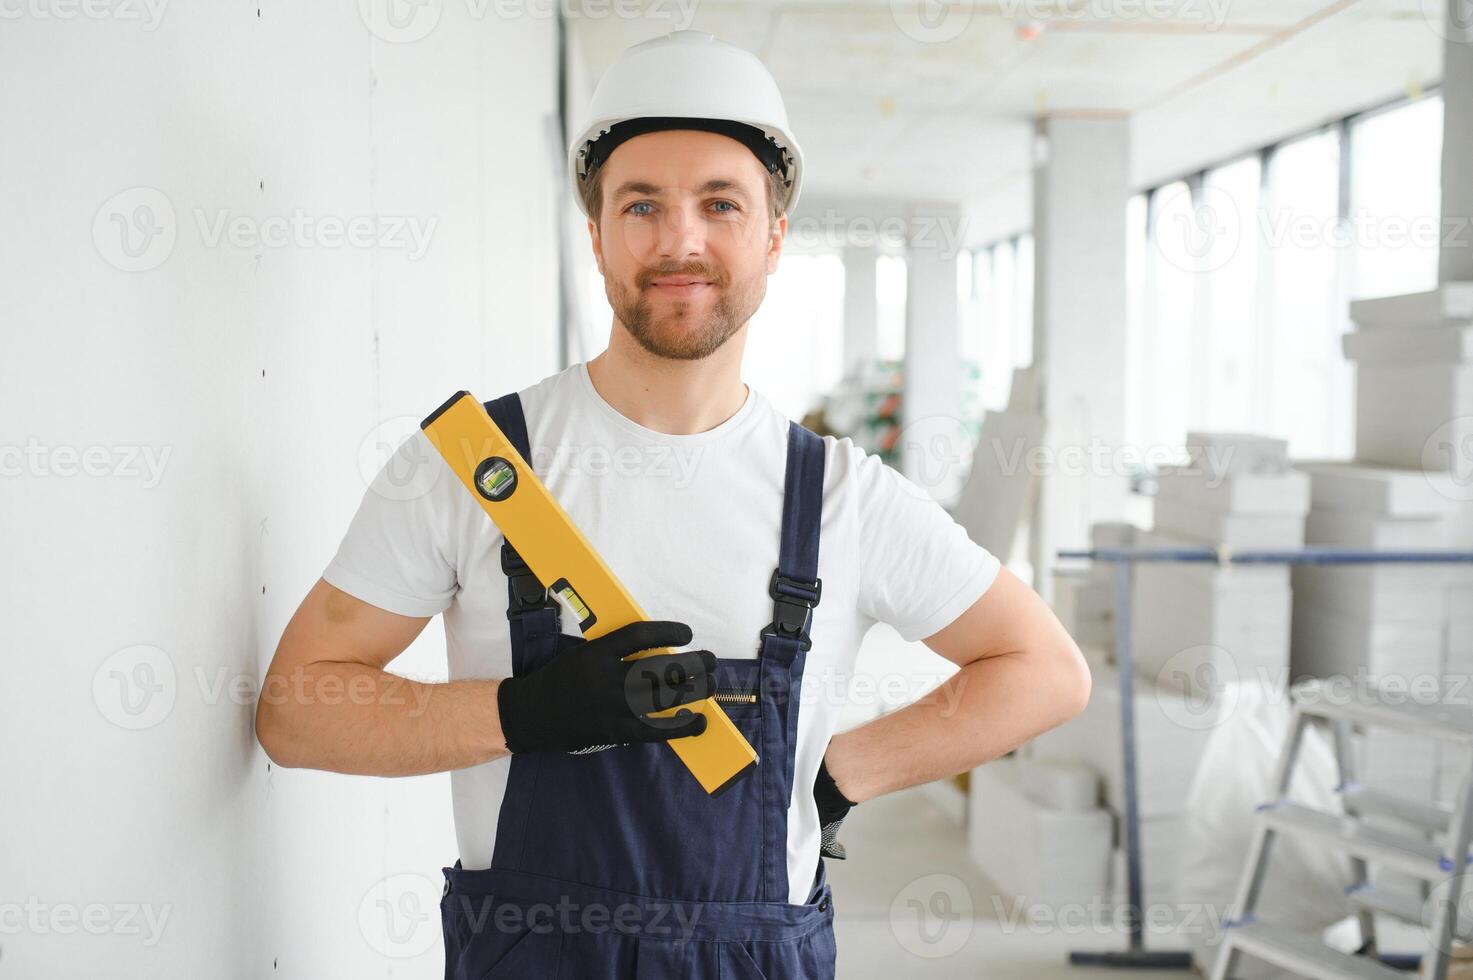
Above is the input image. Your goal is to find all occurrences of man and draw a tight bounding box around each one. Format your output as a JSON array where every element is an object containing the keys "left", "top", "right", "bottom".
[{"left": 256, "top": 29, "right": 1090, "bottom": 979}]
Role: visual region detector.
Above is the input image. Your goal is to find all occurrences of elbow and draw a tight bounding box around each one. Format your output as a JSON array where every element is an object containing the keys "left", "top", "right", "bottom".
[
  {"left": 254, "top": 687, "right": 301, "bottom": 769},
  {"left": 1057, "top": 638, "right": 1092, "bottom": 721}
]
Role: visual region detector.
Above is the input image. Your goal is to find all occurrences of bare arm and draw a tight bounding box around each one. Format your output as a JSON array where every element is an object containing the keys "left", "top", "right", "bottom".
[
  {"left": 823, "top": 566, "right": 1091, "bottom": 803},
  {"left": 254, "top": 578, "right": 509, "bottom": 776}
]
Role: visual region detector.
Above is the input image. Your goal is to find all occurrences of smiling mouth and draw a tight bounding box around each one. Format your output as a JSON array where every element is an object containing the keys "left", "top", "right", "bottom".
[{"left": 647, "top": 278, "right": 716, "bottom": 295}]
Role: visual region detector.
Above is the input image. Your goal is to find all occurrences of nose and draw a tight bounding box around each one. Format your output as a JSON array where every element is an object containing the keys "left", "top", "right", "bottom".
[{"left": 656, "top": 199, "right": 706, "bottom": 261}]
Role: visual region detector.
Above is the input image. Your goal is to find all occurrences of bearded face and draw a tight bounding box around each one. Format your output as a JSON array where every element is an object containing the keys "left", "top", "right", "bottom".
[
  {"left": 591, "top": 129, "right": 783, "bottom": 362},
  {"left": 605, "top": 256, "right": 766, "bottom": 362}
]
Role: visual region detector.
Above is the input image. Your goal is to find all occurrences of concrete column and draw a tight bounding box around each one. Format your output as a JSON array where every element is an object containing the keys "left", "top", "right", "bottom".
[
  {"left": 1440, "top": 5, "right": 1473, "bottom": 284},
  {"left": 1028, "top": 116, "right": 1131, "bottom": 591},
  {"left": 900, "top": 206, "right": 963, "bottom": 498},
  {"left": 842, "top": 243, "right": 879, "bottom": 373}
]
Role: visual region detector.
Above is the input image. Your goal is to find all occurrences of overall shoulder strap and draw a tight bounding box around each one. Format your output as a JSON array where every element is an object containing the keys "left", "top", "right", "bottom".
[
  {"left": 482, "top": 392, "right": 555, "bottom": 629},
  {"left": 483, "top": 392, "right": 532, "bottom": 460},
  {"left": 765, "top": 422, "right": 826, "bottom": 651}
]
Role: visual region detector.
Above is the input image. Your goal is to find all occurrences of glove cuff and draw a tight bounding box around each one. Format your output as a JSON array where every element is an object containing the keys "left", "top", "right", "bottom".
[
  {"left": 496, "top": 677, "right": 528, "bottom": 754},
  {"left": 814, "top": 757, "right": 857, "bottom": 812}
]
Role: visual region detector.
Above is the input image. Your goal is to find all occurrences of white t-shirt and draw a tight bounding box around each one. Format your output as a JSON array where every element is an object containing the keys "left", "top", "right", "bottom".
[{"left": 323, "top": 361, "right": 1000, "bottom": 904}]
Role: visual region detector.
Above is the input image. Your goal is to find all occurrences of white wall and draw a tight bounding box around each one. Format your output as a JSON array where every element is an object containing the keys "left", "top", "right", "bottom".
[{"left": 0, "top": 6, "right": 560, "bottom": 977}]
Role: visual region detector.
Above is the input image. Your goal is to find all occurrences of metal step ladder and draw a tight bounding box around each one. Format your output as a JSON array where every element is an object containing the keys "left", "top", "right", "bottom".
[{"left": 1210, "top": 680, "right": 1473, "bottom": 980}]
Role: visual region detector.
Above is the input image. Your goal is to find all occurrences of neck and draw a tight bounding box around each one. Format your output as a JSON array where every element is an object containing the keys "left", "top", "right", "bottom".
[{"left": 586, "top": 321, "right": 750, "bottom": 435}]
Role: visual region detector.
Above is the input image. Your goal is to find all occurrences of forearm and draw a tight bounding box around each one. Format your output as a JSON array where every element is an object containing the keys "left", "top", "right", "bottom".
[
  {"left": 824, "top": 645, "right": 1088, "bottom": 803},
  {"left": 255, "top": 663, "right": 508, "bottom": 777}
]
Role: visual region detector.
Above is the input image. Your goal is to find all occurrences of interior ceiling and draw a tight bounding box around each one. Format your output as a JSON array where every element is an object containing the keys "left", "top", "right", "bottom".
[{"left": 568, "top": 0, "right": 1445, "bottom": 243}]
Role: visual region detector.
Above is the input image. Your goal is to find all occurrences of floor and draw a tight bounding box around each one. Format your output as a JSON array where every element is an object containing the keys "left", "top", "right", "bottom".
[{"left": 826, "top": 785, "right": 1196, "bottom": 980}]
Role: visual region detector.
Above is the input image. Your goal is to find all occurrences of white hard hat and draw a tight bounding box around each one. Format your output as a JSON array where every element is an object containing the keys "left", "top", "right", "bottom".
[{"left": 568, "top": 30, "right": 803, "bottom": 219}]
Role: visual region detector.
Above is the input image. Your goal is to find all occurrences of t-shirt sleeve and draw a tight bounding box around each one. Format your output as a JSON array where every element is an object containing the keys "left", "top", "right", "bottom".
[
  {"left": 853, "top": 448, "right": 1001, "bottom": 642},
  {"left": 321, "top": 429, "right": 459, "bottom": 618}
]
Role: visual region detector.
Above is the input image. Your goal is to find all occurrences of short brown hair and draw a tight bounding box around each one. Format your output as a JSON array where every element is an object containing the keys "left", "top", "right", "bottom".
[{"left": 578, "top": 161, "right": 787, "bottom": 232}]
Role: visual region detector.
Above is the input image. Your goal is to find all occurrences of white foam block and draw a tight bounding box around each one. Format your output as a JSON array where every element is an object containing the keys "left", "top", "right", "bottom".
[
  {"left": 1129, "top": 535, "right": 1294, "bottom": 688},
  {"left": 1355, "top": 362, "right": 1473, "bottom": 470},
  {"left": 1109, "top": 815, "right": 1185, "bottom": 910},
  {"left": 1053, "top": 570, "right": 1114, "bottom": 648},
  {"left": 1092, "top": 521, "right": 1141, "bottom": 549},
  {"left": 1153, "top": 498, "right": 1305, "bottom": 549},
  {"left": 1291, "top": 564, "right": 1449, "bottom": 624},
  {"left": 1290, "top": 598, "right": 1445, "bottom": 683},
  {"left": 1348, "top": 283, "right": 1473, "bottom": 328},
  {"left": 1448, "top": 586, "right": 1473, "bottom": 676},
  {"left": 1133, "top": 578, "right": 1292, "bottom": 689},
  {"left": 1019, "top": 757, "right": 1101, "bottom": 813},
  {"left": 1305, "top": 509, "right": 1456, "bottom": 550},
  {"left": 1343, "top": 324, "right": 1473, "bottom": 365},
  {"left": 1185, "top": 432, "right": 1290, "bottom": 477},
  {"left": 1296, "top": 461, "right": 1462, "bottom": 517},
  {"left": 968, "top": 759, "right": 1112, "bottom": 909},
  {"left": 1155, "top": 468, "right": 1311, "bottom": 516}
]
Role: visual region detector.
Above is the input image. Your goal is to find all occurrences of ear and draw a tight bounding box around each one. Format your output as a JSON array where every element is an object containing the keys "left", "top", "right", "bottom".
[
  {"left": 588, "top": 217, "right": 604, "bottom": 276},
  {"left": 765, "top": 212, "right": 787, "bottom": 275}
]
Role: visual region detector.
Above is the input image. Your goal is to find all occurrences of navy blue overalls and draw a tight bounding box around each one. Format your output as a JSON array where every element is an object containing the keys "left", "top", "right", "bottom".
[{"left": 440, "top": 392, "right": 837, "bottom": 979}]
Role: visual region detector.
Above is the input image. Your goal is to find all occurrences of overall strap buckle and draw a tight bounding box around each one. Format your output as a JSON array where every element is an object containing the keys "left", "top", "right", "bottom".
[
  {"left": 501, "top": 543, "right": 555, "bottom": 618},
  {"left": 763, "top": 570, "right": 822, "bottom": 651}
]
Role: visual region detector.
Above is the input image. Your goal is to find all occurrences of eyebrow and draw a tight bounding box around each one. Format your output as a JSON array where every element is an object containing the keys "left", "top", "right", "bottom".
[{"left": 611, "top": 178, "right": 752, "bottom": 203}]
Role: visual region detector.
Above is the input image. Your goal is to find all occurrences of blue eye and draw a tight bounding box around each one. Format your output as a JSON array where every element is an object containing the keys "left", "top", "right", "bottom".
[
  {"left": 627, "top": 202, "right": 654, "bottom": 216},
  {"left": 711, "top": 201, "right": 736, "bottom": 213}
]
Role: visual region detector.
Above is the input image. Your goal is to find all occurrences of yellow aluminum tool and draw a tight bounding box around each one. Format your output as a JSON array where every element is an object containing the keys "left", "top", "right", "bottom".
[{"left": 420, "top": 390, "right": 758, "bottom": 796}]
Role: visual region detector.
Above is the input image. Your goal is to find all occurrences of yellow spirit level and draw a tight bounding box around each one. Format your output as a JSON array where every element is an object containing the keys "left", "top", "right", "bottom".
[{"left": 420, "top": 390, "right": 758, "bottom": 796}]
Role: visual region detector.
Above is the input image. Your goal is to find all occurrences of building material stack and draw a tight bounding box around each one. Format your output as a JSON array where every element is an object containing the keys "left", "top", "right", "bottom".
[
  {"left": 1292, "top": 283, "right": 1473, "bottom": 804},
  {"left": 1050, "top": 521, "right": 1138, "bottom": 659},
  {"left": 1135, "top": 433, "right": 1307, "bottom": 694},
  {"left": 1024, "top": 664, "right": 1240, "bottom": 912},
  {"left": 1028, "top": 435, "right": 1308, "bottom": 914},
  {"left": 967, "top": 757, "right": 1113, "bottom": 911}
]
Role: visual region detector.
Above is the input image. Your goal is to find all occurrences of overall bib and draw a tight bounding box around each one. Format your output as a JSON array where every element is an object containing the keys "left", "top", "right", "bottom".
[{"left": 440, "top": 392, "right": 837, "bottom": 980}]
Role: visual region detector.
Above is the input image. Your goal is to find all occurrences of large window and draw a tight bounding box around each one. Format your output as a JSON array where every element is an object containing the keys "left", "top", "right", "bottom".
[
  {"left": 1202, "top": 156, "right": 1263, "bottom": 435},
  {"left": 1351, "top": 95, "right": 1444, "bottom": 300},
  {"left": 962, "top": 235, "right": 1035, "bottom": 413},
  {"left": 875, "top": 253, "right": 908, "bottom": 362},
  {"left": 1125, "top": 94, "right": 1443, "bottom": 462},
  {"left": 1267, "top": 130, "right": 1348, "bottom": 456},
  {"left": 1136, "top": 180, "right": 1197, "bottom": 454}
]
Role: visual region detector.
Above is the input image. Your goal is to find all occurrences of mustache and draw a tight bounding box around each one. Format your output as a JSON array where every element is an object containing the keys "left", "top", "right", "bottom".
[{"left": 638, "top": 264, "right": 724, "bottom": 288}]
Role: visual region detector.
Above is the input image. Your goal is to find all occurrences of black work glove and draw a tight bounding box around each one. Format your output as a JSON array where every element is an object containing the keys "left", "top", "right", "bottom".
[
  {"left": 496, "top": 620, "right": 716, "bottom": 755},
  {"left": 814, "top": 755, "right": 857, "bottom": 860}
]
